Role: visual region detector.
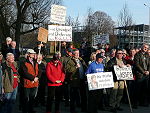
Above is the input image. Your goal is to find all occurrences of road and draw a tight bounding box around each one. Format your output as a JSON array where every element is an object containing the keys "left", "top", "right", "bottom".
[{"left": 13, "top": 100, "right": 150, "bottom": 113}]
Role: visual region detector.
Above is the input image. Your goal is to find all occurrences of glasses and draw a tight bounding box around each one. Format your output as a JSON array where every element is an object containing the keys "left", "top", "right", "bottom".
[{"left": 117, "top": 53, "right": 123, "bottom": 54}]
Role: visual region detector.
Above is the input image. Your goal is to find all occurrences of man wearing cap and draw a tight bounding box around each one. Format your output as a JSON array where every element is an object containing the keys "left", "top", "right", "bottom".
[
  {"left": 20, "top": 49, "right": 40, "bottom": 113},
  {"left": 1, "top": 37, "right": 12, "bottom": 59},
  {"left": 86, "top": 53, "right": 105, "bottom": 113},
  {"left": 106, "top": 49, "right": 128, "bottom": 113}
]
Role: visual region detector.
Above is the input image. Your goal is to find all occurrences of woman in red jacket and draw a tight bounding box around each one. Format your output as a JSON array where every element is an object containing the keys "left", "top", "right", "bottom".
[{"left": 46, "top": 52, "right": 65, "bottom": 113}]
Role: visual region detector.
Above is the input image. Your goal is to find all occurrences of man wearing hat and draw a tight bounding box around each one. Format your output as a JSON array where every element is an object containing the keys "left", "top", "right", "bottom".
[
  {"left": 20, "top": 49, "right": 40, "bottom": 113},
  {"left": 86, "top": 53, "right": 105, "bottom": 113}
]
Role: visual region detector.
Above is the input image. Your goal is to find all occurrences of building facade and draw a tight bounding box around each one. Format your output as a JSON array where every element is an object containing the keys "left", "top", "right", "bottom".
[{"left": 116, "top": 24, "right": 150, "bottom": 49}]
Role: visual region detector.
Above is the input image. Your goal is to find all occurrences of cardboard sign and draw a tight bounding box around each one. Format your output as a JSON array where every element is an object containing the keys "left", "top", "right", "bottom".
[
  {"left": 38, "top": 27, "right": 48, "bottom": 43},
  {"left": 50, "top": 5, "right": 66, "bottom": 24},
  {"left": 114, "top": 66, "right": 134, "bottom": 80},
  {"left": 87, "top": 72, "right": 114, "bottom": 91},
  {"left": 48, "top": 25, "right": 72, "bottom": 42}
]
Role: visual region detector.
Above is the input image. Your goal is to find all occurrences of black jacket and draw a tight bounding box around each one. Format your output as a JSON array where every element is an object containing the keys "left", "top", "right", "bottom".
[{"left": 106, "top": 57, "right": 127, "bottom": 82}]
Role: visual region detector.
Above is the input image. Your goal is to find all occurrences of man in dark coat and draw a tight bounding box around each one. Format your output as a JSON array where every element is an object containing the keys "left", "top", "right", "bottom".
[{"left": 134, "top": 43, "right": 150, "bottom": 107}]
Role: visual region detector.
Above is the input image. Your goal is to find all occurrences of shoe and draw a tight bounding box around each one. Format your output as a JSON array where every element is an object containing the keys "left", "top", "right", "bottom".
[
  {"left": 29, "top": 111, "right": 36, "bottom": 113},
  {"left": 116, "top": 107, "right": 123, "bottom": 111},
  {"left": 110, "top": 108, "right": 117, "bottom": 113},
  {"left": 81, "top": 108, "right": 87, "bottom": 112},
  {"left": 139, "top": 103, "right": 149, "bottom": 107},
  {"left": 55, "top": 111, "right": 60, "bottom": 113},
  {"left": 70, "top": 110, "right": 77, "bottom": 113},
  {"left": 132, "top": 105, "right": 138, "bottom": 109},
  {"left": 65, "top": 101, "right": 69, "bottom": 107}
]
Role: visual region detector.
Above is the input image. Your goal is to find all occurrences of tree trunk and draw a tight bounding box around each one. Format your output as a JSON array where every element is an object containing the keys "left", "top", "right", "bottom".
[{"left": 15, "top": 20, "right": 21, "bottom": 48}]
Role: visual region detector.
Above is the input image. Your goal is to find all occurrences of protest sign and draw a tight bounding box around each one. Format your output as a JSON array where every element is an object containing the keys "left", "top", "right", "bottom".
[
  {"left": 50, "top": 5, "right": 66, "bottom": 24},
  {"left": 48, "top": 25, "right": 72, "bottom": 42},
  {"left": 93, "top": 34, "right": 109, "bottom": 46},
  {"left": 86, "top": 72, "right": 114, "bottom": 91},
  {"left": 114, "top": 66, "right": 134, "bottom": 80},
  {"left": 38, "top": 27, "right": 48, "bottom": 43}
]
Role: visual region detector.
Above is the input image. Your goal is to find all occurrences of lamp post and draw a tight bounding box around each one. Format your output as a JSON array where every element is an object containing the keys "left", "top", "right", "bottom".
[{"left": 144, "top": 3, "right": 150, "bottom": 37}]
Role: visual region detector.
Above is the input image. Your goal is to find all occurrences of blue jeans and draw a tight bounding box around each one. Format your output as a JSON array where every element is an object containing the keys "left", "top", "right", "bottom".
[{"left": 0, "top": 87, "right": 18, "bottom": 113}]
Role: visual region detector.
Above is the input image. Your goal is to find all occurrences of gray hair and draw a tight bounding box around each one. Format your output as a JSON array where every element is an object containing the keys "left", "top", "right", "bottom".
[{"left": 6, "top": 53, "right": 14, "bottom": 59}]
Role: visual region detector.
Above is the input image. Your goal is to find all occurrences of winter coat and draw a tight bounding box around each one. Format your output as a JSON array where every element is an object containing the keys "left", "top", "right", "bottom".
[
  {"left": 1, "top": 61, "right": 19, "bottom": 93},
  {"left": 21, "top": 58, "right": 40, "bottom": 88},
  {"left": 46, "top": 60, "right": 65, "bottom": 86},
  {"left": 65, "top": 57, "right": 87, "bottom": 87},
  {"left": 106, "top": 57, "right": 127, "bottom": 82},
  {"left": 134, "top": 51, "right": 150, "bottom": 79}
]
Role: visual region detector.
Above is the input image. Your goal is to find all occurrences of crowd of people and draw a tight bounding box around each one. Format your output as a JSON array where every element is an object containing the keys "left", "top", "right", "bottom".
[{"left": 0, "top": 37, "right": 150, "bottom": 113}]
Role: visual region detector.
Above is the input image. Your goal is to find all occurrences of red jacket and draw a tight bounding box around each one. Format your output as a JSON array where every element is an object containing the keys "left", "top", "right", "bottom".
[{"left": 46, "top": 60, "right": 65, "bottom": 86}]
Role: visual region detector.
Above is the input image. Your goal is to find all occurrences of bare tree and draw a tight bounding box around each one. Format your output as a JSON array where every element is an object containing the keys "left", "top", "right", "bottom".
[
  {"left": 0, "top": 0, "right": 62, "bottom": 47},
  {"left": 84, "top": 8, "right": 115, "bottom": 42},
  {"left": 65, "top": 16, "right": 75, "bottom": 26},
  {"left": 118, "top": 3, "right": 134, "bottom": 27}
]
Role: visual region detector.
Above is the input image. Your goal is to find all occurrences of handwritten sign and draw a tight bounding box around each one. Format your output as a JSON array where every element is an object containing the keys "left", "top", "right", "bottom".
[
  {"left": 48, "top": 25, "right": 72, "bottom": 42},
  {"left": 50, "top": 5, "right": 66, "bottom": 24},
  {"left": 86, "top": 72, "right": 114, "bottom": 90},
  {"left": 114, "top": 66, "right": 134, "bottom": 80}
]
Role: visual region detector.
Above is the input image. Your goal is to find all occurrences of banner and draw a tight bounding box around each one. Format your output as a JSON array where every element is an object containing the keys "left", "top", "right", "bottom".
[
  {"left": 38, "top": 27, "right": 48, "bottom": 43},
  {"left": 50, "top": 5, "right": 66, "bottom": 24},
  {"left": 48, "top": 25, "right": 72, "bottom": 42},
  {"left": 93, "top": 34, "right": 109, "bottom": 46},
  {"left": 86, "top": 72, "right": 114, "bottom": 91},
  {"left": 114, "top": 66, "right": 134, "bottom": 80}
]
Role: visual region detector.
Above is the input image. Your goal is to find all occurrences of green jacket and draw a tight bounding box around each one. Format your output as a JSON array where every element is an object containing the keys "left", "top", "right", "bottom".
[
  {"left": 65, "top": 56, "right": 87, "bottom": 87},
  {"left": 2, "top": 61, "right": 19, "bottom": 93},
  {"left": 134, "top": 51, "right": 150, "bottom": 79}
]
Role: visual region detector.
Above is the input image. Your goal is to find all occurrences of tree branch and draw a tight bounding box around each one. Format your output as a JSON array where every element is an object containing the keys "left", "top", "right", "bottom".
[{"left": 21, "top": 27, "right": 38, "bottom": 35}]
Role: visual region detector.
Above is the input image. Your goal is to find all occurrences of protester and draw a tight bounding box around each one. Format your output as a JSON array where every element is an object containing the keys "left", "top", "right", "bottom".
[
  {"left": 60, "top": 41, "right": 67, "bottom": 57},
  {"left": 104, "top": 43, "right": 111, "bottom": 54},
  {"left": 21, "top": 49, "right": 39, "bottom": 113},
  {"left": 86, "top": 53, "right": 104, "bottom": 113},
  {"left": 0, "top": 52, "right": 3, "bottom": 96},
  {"left": 34, "top": 41, "right": 47, "bottom": 57},
  {"left": 1, "top": 37, "right": 12, "bottom": 59},
  {"left": 61, "top": 48, "right": 73, "bottom": 106},
  {"left": 7, "top": 41, "right": 20, "bottom": 61},
  {"left": 107, "top": 49, "right": 129, "bottom": 113},
  {"left": 35, "top": 54, "right": 47, "bottom": 106},
  {"left": 88, "top": 52, "right": 96, "bottom": 65},
  {"left": 46, "top": 52, "right": 65, "bottom": 113},
  {"left": 66, "top": 49, "right": 87, "bottom": 113},
  {"left": 0, "top": 53, "right": 19, "bottom": 113},
  {"left": 134, "top": 44, "right": 150, "bottom": 107}
]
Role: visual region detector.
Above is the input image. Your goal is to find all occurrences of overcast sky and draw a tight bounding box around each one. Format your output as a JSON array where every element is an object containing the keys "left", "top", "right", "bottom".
[{"left": 63, "top": 0, "right": 150, "bottom": 26}]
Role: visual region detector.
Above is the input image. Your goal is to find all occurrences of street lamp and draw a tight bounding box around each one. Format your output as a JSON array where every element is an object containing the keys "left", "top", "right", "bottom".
[{"left": 144, "top": 3, "right": 150, "bottom": 37}]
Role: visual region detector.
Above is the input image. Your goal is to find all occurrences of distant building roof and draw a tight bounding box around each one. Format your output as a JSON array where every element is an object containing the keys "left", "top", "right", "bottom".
[{"left": 115, "top": 24, "right": 149, "bottom": 31}]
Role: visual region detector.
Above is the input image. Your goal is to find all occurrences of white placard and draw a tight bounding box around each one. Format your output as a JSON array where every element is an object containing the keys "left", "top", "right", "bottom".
[
  {"left": 87, "top": 72, "right": 114, "bottom": 91},
  {"left": 114, "top": 66, "right": 134, "bottom": 80},
  {"left": 93, "top": 34, "right": 109, "bottom": 46},
  {"left": 50, "top": 5, "right": 66, "bottom": 24},
  {"left": 48, "top": 25, "right": 72, "bottom": 42}
]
